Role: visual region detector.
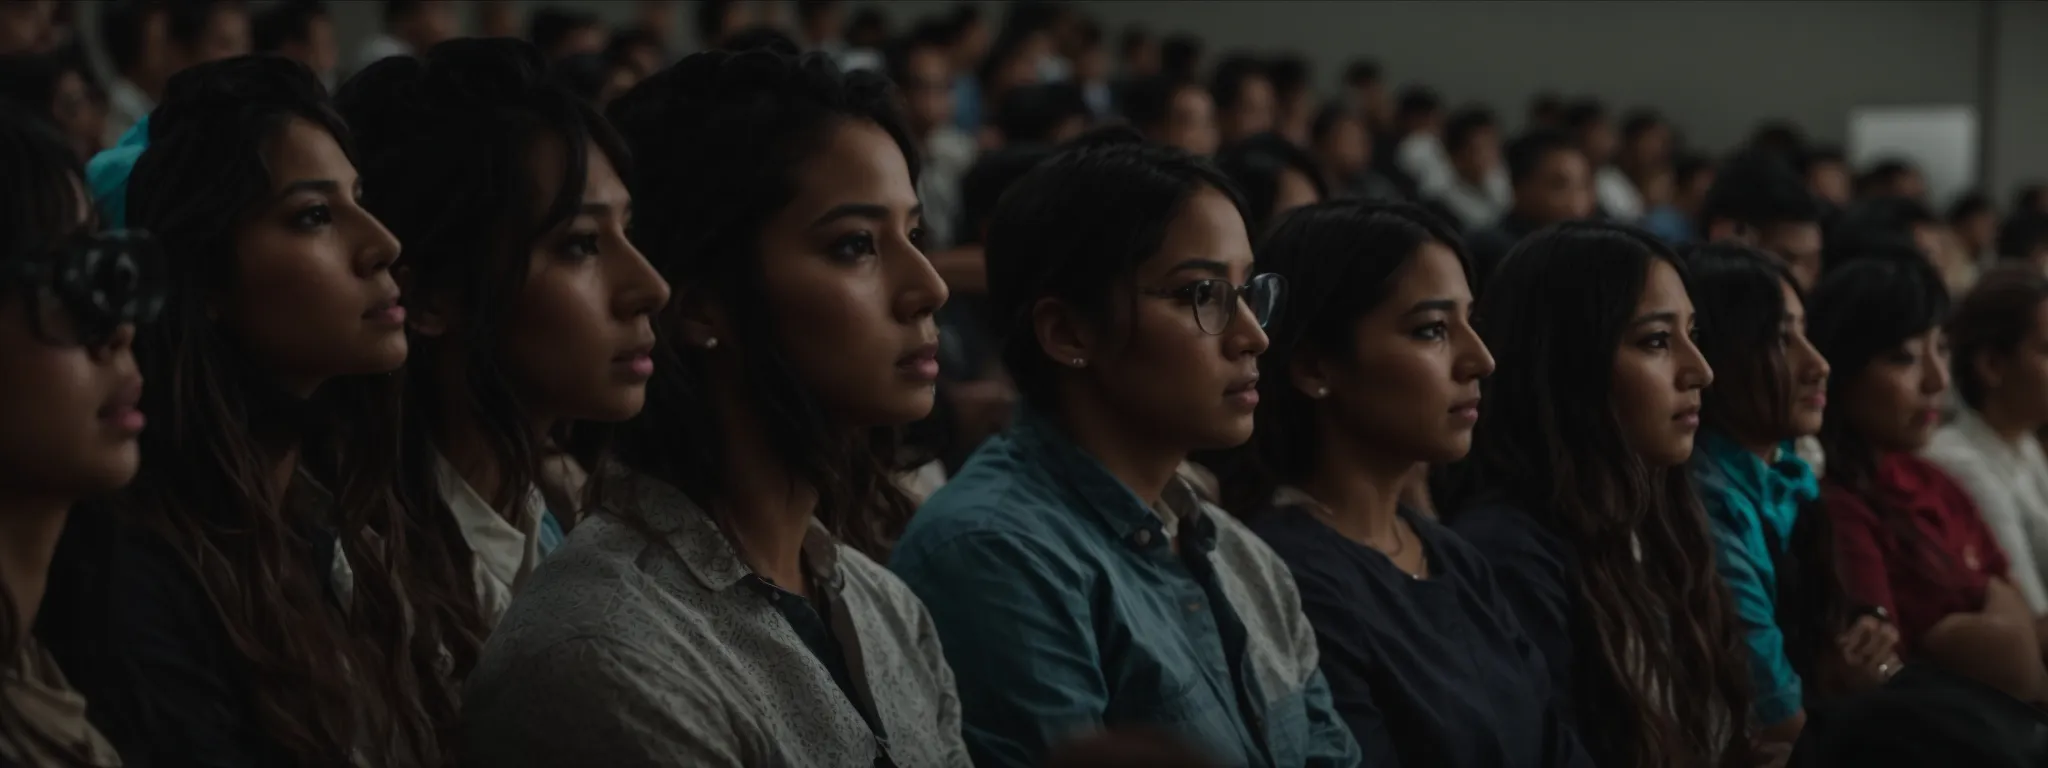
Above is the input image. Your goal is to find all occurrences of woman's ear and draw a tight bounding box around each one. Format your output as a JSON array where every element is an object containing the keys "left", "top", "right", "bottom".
[
  {"left": 1032, "top": 297, "right": 1099, "bottom": 370},
  {"left": 1975, "top": 348, "right": 2007, "bottom": 394},
  {"left": 1290, "top": 346, "right": 1335, "bottom": 400},
  {"left": 399, "top": 267, "right": 453, "bottom": 337},
  {"left": 672, "top": 282, "right": 732, "bottom": 350}
]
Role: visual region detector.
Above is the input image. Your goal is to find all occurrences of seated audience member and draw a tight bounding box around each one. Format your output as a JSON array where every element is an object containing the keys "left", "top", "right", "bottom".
[
  {"left": 887, "top": 20, "right": 975, "bottom": 251},
  {"left": 1949, "top": 192, "right": 2000, "bottom": 265},
  {"left": 1309, "top": 102, "right": 1400, "bottom": 202},
  {"left": 44, "top": 55, "right": 454, "bottom": 765},
  {"left": 461, "top": 49, "right": 969, "bottom": 766},
  {"left": 1266, "top": 54, "right": 1312, "bottom": 146},
  {"left": 1686, "top": 244, "right": 1902, "bottom": 752},
  {"left": 1384, "top": 87, "right": 1445, "bottom": 200},
  {"left": 1121, "top": 74, "right": 1218, "bottom": 157},
  {"left": 1428, "top": 108, "right": 1507, "bottom": 232},
  {"left": 892, "top": 132, "right": 1360, "bottom": 767},
  {"left": 1525, "top": 92, "right": 1563, "bottom": 131},
  {"left": 353, "top": 0, "right": 457, "bottom": 72},
  {"left": 1857, "top": 158, "right": 1927, "bottom": 202},
  {"left": 1827, "top": 197, "right": 1950, "bottom": 276},
  {"left": 994, "top": 82, "right": 1091, "bottom": 147},
  {"left": 1997, "top": 212, "right": 2048, "bottom": 272},
  {"left": 0, "top": 53, "right": 100, "bottom": 160},
  {"left": 1447, "top": 223, "right": 1754, "bottom": 767},
  {"left": 1213, "top": 132, "right": 1327, "bottom": 235},
  {"left": 1926, "top": 267, "right": 2048, "bottom": 613},
  {"left": 1565, "top": 100, "right": 1639, "bottom": 222},
  {"left": 2016, "top": 185, "right": 2048, "bottom": 217},
  {"left": 1343, "top": 60, "right": 1390, "bottom": 138},
  {"left": 0, "top": 106, "right": 155, "bottom": 768},
  {"left": 1809, "top": 254, "right": 2048, "bottom": 704},
  {"left": 251, "top": 0, "right": 336, "bottom": 88},
  {"left": 528, "top": 7, "right": 606, "bottom": 62},
  {"left": 1208, "top": 55, "right": 1274, "bottom": 147},
  {"left": 339, "top": 39, "right": 670, "bottom": 632},
  {"left": 1617, "top": 110, "right": 1672, "bottom": 192},
  {"left": 1464, "top": 129, "right": 1594, "bottom": 289},
  {"left": 1697, "top": 151, "right": 1825, "bottom": 289},
  {"left": 1799, "top": 146, "right": 1854, "bottom": 211},
  {"left": 1233, "top": 201, "right": 1589, "bottom": 767},
  {"left": 1642, "top": 153, "right": 1713, "bottom": 245}
]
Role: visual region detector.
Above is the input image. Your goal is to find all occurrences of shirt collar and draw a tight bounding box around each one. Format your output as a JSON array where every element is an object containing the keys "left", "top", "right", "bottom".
[
  {"left": 1009, "top": 405, "right": 1218, "bottom": 552},
  {"left": 608, "top": 469, "right": 845, "bottom": 593},
  {"left": 1950, "top": 408, "right": 2028, "bottom": 475},
  {"left": 433, "top": 452, "right": 545, "bottom": 589},
  {"left": 1698, "top": 429, "right": 1819, "bottom": 501}
]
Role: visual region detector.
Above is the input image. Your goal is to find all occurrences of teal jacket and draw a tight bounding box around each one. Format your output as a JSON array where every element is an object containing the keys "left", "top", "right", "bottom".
[{"left": 1691, "top": 429, "right": 1820, "bottom": 726}]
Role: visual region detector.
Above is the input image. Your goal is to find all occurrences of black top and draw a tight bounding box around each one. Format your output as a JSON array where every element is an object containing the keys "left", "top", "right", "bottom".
[
  {"left": 1464, "top": 213, "right": 1547, "bottom": 292},
  {"left": 1252, "top": 504, "right": 1590, "bottom": 768},
  {"left": 1444, "top": 500, "right": 1584, "bottom": 730}
]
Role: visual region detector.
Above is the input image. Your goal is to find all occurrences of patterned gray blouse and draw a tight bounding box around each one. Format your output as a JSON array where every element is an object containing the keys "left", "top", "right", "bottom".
[{"left": 462, "top": 470, "right": 971, "bottom": 767}]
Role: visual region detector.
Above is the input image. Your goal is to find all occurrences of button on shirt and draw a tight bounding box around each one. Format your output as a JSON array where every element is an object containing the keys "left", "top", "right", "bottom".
[
  {"left": 1924, "top": 408, "right": 2048, "bottom": 613},
  {"left": 462, "top": 469, "right": 970, "bottom": 768},
  {"left": 1823, "top": 453, "right": 2012, "bottom": 652},
  {"left": 433, "top": 452, "right": 553, "bottom": 625},
  {"left": 1692, "top": 430, "right": 1820, "bottom": 726},
  {"left": 890, "top": 408, "right": 1361, "bottom": 768}
]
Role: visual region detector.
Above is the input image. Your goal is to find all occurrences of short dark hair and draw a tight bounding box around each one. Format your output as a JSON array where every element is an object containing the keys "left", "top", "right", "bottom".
[
  {"left": 718, "top": 25, "right": 798, "bottom": 54},
  {"left": 1207, "top": 55, "right": 1266, "bottom": 114},
  {"left": 383, "top": 0, "right": 426, "bottom": 27},
  {"left": 1620, "top": 109, "right": 1662, "bottom": 143},
  {"left": 794, "top": 0, "right": 839, "bottom": 25},
  {"left": 994, "top": 82, "right": 1089, "bottom": 145},
  {"left": 604, "top": 28, "right": 665, "bottom": 70},
  {"left": 1505, "top": 128, "right": 1579, "bottom": 186},
  {"left": 1562, "top": 99, "right": 1606, "bottom": 132},
  {"left": 253, "top": 0, "right": 327, "bottom": 53},
  {"left": 1947, "top": 191, "right": 1993, "bottom": 224},
  {"left": 1213, "top": 132, "right": 1327, "bottom": 232},
  {"left": 1309, "top": 100, "right": 1353, "bottom": 146},
  {"left": 959, "top": 144, "right": 1058, "bottom": 245},
  {"left": 1118, "top": 74, "right": 1193, "bottom": 133},
  {"left": 1442, "top": 107, "right": 1498, "bottom": 155},
  {"left": 1527, "top": 92, "right": 1563, "bottom": 122},
  {"left": 166, "top": 0, "right": 244, "bottom": 52},
  {"left": 883, "top": 20, "right": 951, "bottom": 88},
  {"left": 1748, "top": 121, "right": 1807, "bottom": 160},
  {"left": 1674, "top": 153, "right": 1714, "bottom": 190},
  {"left": 1698, "top": 151, "right": 1821, "bottom": 237},
  {"left": 1160, "top": 34, "right": 1201, "bottom": 81},
  {"left": 2015, "top": 184, "right": 2046, "bottom": 213},
  {"left": 529, "top": 7, "right": 602, "bottom": 56},
  {"left": 1949, "top": 265, "right": 2048, "bottom": 410},
  {"left": 1266, "top": 54, "right": 1309, "bottom": 102},
  {"left": 101, "top": 0, "right": 160, "bottom": 74},
  {"left": 1998, "top": 212, "right": 2048, "bottom": 261},
  {"left": 1343, "top": 59, "right": 1380, "bottom": 88},
  {"left": 0, "top": 54, "right": 83, "bottom": 124},
  {"left": 694, "top": 0, "right": 736, "bottom": 47},
  {"left": 1856, "top": 158, "right": 1919, "bottom": 196},
  {"left": 1825, "top": 199, "right": 1938, "bottom": 272},
  {"left": 1118, "top": 26, "right": 1150, "bottom": 59},
  {"left": 985, "top": 130, "right": 1247, "bottom": 406},
  {"left": 1797, "top": 145, "right": 1846, "bottom": 175}
]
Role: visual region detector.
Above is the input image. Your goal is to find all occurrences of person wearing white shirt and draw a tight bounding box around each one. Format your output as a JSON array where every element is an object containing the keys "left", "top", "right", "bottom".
[
  {"left": 1430, "top": 108, "right": 1509, "bottom": 231},
  {"left": 1924, "top": 266, "right": 2048, "bottom": 612},
  {"left": 1565, "top": 100, "right": 1642, "bottom": 222},
  {"left": 99, "top": 0, "right": 252, "bottom": 147},
  {"left": 349, "top": 0, "right": 458, "bottom": 75}
]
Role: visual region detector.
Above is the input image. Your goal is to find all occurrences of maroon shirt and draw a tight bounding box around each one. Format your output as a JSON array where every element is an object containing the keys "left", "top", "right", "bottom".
[{"left": 1822, "top": 453, "right": 2011, "bottom": 652}]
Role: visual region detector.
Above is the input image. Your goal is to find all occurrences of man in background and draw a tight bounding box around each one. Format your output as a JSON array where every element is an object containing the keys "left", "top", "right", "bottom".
[
  {"left": 352, "top": 0, "right": 457, "bottom": 73},
  {"left": 252, "top": 0, "right": 335, "bottom": 88}
]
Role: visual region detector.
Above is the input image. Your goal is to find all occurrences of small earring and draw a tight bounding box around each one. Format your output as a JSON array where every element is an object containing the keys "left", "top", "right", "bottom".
[
  {"left": 1313, "top": 386, "right": 1329, "bottom": 398},
  {"left": 703, "top": 337, "right": 719, "bottom": 350},
  {"left": 1070, "top": 358, "right": 1086, "bottom": 368}
]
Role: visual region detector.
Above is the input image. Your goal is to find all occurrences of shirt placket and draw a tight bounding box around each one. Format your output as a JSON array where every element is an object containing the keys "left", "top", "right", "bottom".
[
  {"left": 749, "top": 575, "right": 897, "bottom": 767},
  {"left": 1134, "top": 522, "right": 1273, "bottom": 768}
]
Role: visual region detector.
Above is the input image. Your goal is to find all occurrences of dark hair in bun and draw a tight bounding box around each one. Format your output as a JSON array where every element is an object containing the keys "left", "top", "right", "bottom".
[
  {"left": 604, "top": 47, "right": 921, "bottom": 558},
  {"left": 335, "top": 36, "right": 632, "bottom": 693},
  {"left": 93, "top": 54, "right": 448, "bottom": 766}
]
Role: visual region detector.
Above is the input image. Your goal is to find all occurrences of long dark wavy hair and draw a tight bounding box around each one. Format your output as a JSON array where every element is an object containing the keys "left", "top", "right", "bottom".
[
  {"left": 0, "top": 105, "right": 93, "bottom": 750},
  {"left": 1448, "top": 222, "right": 1754, "bottom": 767},
  {"left": 1220, "top": 201, "right": 1467, "bottom": 517},
  {"left": 336, "top": 37, "right": 632, "bottom": 684},
  {"left": 1686, "top": 242, "right": 1847, "bottom": 688},
  {"left": 603, "top": 48, "right": 921, "bottom": 558},
  {"left": 114, "top": 56, "right": 445, "bottom": 764}
]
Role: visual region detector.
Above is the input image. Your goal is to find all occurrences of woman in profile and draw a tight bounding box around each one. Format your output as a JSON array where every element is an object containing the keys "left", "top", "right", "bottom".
[
  {"left": 41, "top": 56, "right": 454, "bottom": 764},
  {"left": 462, "top": 48, "right": 966, "bottom": 767},
  {"left": 1230, "top": 200, "right": 1585, "bottom": 767},
  {"left": 1446, "top": 223, "right": 1754, "bottom": 766},
  {"left": 0, "top": 105, "right": 156, "bottom": 768}
]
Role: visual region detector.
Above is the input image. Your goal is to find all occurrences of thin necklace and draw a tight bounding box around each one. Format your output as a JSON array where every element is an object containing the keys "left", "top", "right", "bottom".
[{"left": 1302, "top": 494, "right": 1414, "bottom": 565}]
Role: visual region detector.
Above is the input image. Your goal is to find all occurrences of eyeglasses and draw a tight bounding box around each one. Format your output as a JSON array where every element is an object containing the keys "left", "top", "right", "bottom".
[
  {"left": 1141, "top": 272, "right": 1285, "bottom": 336},
  {"left": 5, "top": 229, "right": 167, "bottom": 348}
]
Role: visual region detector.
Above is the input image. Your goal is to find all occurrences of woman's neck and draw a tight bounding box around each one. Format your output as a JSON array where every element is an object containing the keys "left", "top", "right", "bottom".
[
  {"left": 431, "top": 359, "right": 553, "bottom": 513},
  {"left": 1052, "top": 387, "right": 1184, "bottom": 507},
  {"left": 1979, "top": 396, "right": 2040, "bottom": 448},
  {"left": 0, "top": 495, "right": 75, "bottom": 633},
  {"left": 1299, "top": 426, "right": 1409, "bottom": 543},
  {"left": 705, "top": 375, "right": 819, "bottom": 597}
]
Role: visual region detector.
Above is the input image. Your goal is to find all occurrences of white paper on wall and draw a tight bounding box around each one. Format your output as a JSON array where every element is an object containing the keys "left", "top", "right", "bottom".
[{"left": 1846, "top": 105, "right": 1979, "bottom": 208}]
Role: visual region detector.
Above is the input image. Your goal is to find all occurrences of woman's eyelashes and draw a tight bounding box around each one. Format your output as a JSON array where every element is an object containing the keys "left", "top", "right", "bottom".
[
  {"left": 288, "top": 201, "right": 333, "bottom": 231},
  {"left": 1639, "top": 330, "right": 1673, "bottom": 351},
  {"left": 1410, "top": 318, "right": 1450, "bottom": 342},
  {"left": 560, "top": 230, "right": 601, "bottom": 261},
  {"left": 828, "top": 231, "right": 878, "bottom": 263}
]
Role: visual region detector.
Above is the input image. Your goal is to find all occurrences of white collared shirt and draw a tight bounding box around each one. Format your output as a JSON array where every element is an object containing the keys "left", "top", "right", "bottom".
[
  {"left": 434, "top": 453, "right": 550, "bottom": 626},
  {"left": 1924, "top": 408, "right": 2048, "bottom": 612}
]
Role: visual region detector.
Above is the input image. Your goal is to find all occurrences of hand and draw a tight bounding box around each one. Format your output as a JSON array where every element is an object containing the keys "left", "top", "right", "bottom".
[{"left": 1834, "top": 616, "right": 1902, "bottom": 692}]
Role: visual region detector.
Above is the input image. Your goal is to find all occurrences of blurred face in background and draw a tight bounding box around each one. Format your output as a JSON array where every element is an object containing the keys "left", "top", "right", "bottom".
[
  {"left": 1807, "top": 160, "right": 1852, "bottom": 207},
  {"left": 50, "top": 68, "right": 100, "bottom": 160},
  {"left": 173, "top": 3, "right": 251, "bottom": 71},
  {"left": 277, "top": 13, "right": 338, "bottom": 84},
  {"left": 1578, "top": 118, "right": 1617, "bottom": 167},
  {"left": 1515, "top": 147, "right": 1594, "bottom": 224},
  {"left": 1162, "top": 84, "right": 1218, "bottom": 157},
  {"left": 1220, "top": 75, "right": 1274, "bottom": 144},
  {"left": 1316, "top": 112, "right": 1369, "bottom": 180},
  {"left": 900, "top": 45, "right": 954, "bottom": 139},
  {"left": 1450, "top": 125, "right": 1500, "bottom": 187},
  {"left": 1676, "top": 167, "right": 1715, "bottom": 215},
  {"left": 0, "top": 0, "right": 55, "bottom": 54}
]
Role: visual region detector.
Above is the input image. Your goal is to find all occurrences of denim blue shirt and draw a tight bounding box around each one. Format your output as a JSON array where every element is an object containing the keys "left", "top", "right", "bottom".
[
  {"left": 891, "top": 409, "right": 1361, "bottom": 768},
  {"left": 1691, "top": 430, "right": 1819, "bottom": 726}
]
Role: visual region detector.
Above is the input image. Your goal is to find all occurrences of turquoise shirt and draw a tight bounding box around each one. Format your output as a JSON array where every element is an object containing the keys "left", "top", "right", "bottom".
[
  {"left": 87, "top": 116, "right": 150, "bottom": 229},
  {"left": 1691, "top": 430, "right": 1819, "bottom": 726},
  {"left": 891, "top": 408, "right": 1361, "bottom": 768}
]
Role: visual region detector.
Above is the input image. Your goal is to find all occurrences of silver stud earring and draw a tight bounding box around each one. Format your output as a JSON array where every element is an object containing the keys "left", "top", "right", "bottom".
[
  {"left": 1313, "top": 386, "right": 1329, "bottom": 398},
  {"left": 703, "top": 337, "right": 719, "bottom": 350},
  {"left": 1070, "top": 358, "right": 1086, "bottom": 368}
]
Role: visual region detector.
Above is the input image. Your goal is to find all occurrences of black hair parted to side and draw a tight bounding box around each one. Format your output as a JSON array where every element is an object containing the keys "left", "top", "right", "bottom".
[
  {"left": 1809, "top": 251, "right": 1949, "bottom": 504},
  {"left": 985, "top": 128, "right": 1249, "bottom": 409},
  {"left": 1225, "top": 201, "right": 1466, "bottom": 517},
  {"left": 120, "top": 53, "right": 451, "bottom": 766},
  {"left": 336, "top": 36, "right": 631, "bottom": 682},
  {"left": 1451, "top": 221, "right": 1754, "bottom": 767},
  {"left": 1213, "top": 131, "right": 1326, "bottom": 233},
  {"left": 1686, "top": 242, "right": 1802, "bottom": 442},
  {"left": 1697, "top": 150, "right": 1821, "bottom": 239},
  {"left": 605, "top": 47, "right": 921, "bottom": 559},
  {"left": 1442, "top": 107, "right": 1498, "bottom": 155}
]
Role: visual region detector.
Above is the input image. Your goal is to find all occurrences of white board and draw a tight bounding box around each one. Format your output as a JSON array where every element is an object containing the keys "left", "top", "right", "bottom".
[{"left": 1847, "top": 105, "right": 1979, "bottom": 208}]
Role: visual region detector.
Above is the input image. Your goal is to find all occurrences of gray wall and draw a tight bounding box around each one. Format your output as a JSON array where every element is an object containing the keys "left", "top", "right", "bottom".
[{"left": 75, "top": 0, "right": 2048, "bottom": 201}]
